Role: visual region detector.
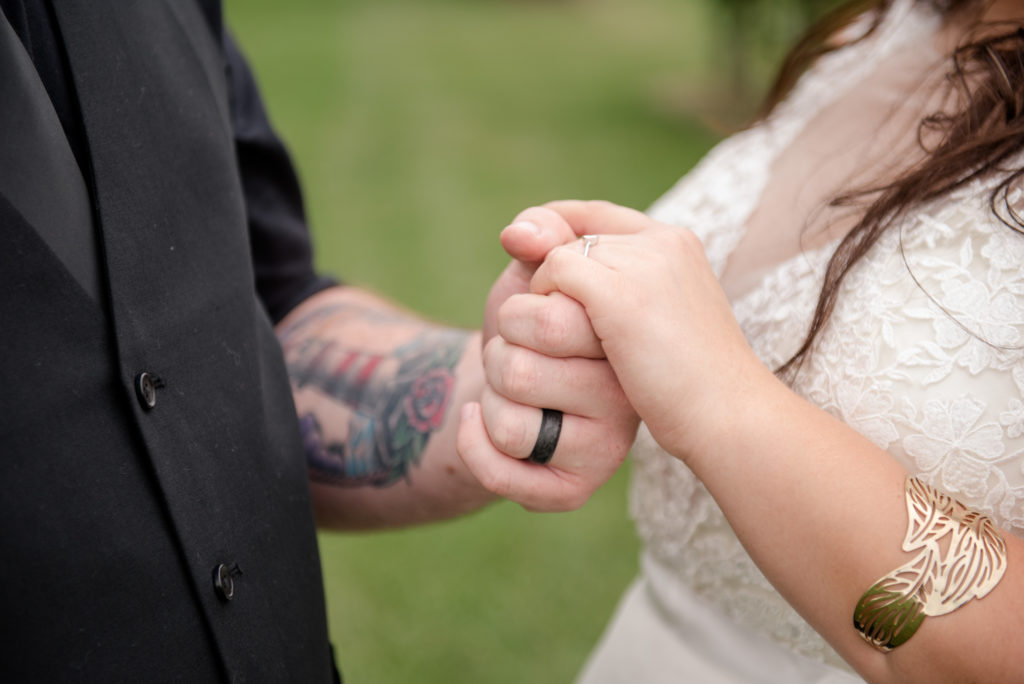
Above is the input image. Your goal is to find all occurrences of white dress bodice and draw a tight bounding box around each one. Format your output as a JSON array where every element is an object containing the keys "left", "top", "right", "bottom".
[{"left": 586, "top": 1, "right": 1024, "bottom": 679}]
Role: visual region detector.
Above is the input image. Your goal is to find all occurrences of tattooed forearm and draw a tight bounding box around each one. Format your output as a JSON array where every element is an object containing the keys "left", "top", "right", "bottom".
[{"left": 280, "top": 302, "right": 470, "bottom": 488}]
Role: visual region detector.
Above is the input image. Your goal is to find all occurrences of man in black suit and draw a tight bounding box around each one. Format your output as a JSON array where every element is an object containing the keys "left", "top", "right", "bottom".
[{"left": 0, "top": 1, "right": 636, "bottom": 680}]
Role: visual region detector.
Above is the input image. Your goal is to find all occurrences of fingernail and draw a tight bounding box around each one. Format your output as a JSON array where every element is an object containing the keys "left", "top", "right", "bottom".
[
  {"left": 460, "top": 402, "right": 476, "bottom": 422},
  {"left": 506, "top": 220, "right": 542, "bottom": 236}
]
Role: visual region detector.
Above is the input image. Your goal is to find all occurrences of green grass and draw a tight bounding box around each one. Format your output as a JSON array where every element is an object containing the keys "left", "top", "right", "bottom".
[
  {"left": 226, "top": 0, "right": 723, "bottom": 324},
  {"left": 222, "top": 1, "right": 756, "bottom": 681}
]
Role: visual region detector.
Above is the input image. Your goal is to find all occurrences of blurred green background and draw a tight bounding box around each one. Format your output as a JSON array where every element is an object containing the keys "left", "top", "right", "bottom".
[{"left": 224, "top": 0, "right": 837, "bottom": 681}]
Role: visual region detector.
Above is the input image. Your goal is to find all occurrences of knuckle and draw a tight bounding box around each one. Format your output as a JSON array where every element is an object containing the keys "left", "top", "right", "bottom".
[
  {"left": 482, "top": 334, "right": 503, "bottom": 364},
  {"left": 482, "top": 337, "right": 508, "bottom": 384},
  {"left": 545, "top": 249, "right": 578, "bottom": 286},
  {"left": 497, "top": 296, "right": 516, "bottom": 323},
  {"left": 502, "top": 292, "right": 532, "bottom": 317},
  {"left": 499, "top": 350, "right": 537, "bottom": 398},
  {"left": 496, "top": 299, "right": 520, "bottom": 340},
  {"left": 549, "top": 245, "right": 573, "bottom": 269},
  {"left": 535, "top": 303, "right": 571, "bottom": 350}
]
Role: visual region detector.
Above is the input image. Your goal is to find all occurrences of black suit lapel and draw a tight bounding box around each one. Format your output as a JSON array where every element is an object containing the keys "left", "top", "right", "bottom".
[
  {"left": 0, "top": 9, "right": 99, "bottom": 302},
  {"left": 48, "top": 0, "right": 241, "bottom": 335}
]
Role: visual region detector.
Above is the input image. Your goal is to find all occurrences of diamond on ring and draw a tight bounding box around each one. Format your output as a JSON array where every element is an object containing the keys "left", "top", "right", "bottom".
[{"left": 582, "top": 234, "right": 599, "bottom": 258}]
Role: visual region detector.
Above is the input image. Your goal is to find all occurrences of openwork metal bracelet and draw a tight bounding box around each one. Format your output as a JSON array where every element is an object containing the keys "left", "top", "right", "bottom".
[{"left": 853, "top": 477, "right": 1008, "bottom": 651}]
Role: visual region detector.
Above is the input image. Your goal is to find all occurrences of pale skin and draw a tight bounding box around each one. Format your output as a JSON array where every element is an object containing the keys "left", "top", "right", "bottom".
[
  {"left": 481, "top": 200, "right": 1024, "bottom": 682},
  {"left": 274, "top": 212, "right": 638, "bottom": 529}
]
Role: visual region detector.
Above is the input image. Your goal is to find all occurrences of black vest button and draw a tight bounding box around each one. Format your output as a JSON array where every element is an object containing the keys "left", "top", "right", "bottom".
[
  {"left": 213, "top": 563, "right": 235, "bottom": 601},
  {"left": 134, "top": 372, "right": 158, "bottom": 409}
]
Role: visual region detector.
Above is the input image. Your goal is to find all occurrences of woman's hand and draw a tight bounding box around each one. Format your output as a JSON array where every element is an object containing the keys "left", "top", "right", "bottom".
[
  {"left": 528, "top": 200, "right": 775, "bottom": 464},
  {"left": 501, "top": 202, "right": 1024, "bottom": 683}
]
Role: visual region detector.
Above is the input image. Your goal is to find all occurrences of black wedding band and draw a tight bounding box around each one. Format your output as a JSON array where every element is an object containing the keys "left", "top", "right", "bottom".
[{"left": 527, "top": 408, "right": 563, "bottom": 464}]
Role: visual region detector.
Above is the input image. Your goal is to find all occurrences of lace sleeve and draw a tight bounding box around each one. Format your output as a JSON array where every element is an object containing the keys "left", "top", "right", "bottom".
[{"left": 784, "top": 181, "right": 1024, "bottom": 536}]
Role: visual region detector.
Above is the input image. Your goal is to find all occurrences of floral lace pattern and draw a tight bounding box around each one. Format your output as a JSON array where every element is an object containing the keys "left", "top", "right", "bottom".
[{"left": 629, "top": 0, "right": 1024, "bottom": 670}]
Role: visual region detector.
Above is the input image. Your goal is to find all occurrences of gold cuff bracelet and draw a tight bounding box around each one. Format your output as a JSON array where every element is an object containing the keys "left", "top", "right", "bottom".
[{"left": 853, "top": 477, "right": 1008, "bottom": 651}]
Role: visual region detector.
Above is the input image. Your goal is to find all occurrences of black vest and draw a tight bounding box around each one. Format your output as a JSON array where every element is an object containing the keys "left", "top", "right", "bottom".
[{"left": 0, "top": 2, "right": 332, "bottom": 680}]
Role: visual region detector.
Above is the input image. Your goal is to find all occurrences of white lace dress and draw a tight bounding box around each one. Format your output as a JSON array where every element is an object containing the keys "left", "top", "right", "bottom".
[{"left": 578, "top": 2, "right": 1024, "bottom": 681}]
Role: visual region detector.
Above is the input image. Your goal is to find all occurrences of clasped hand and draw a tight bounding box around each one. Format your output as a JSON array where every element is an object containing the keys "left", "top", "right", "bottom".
[{"left": 458, "top": 201, "right": 768, "bottom": 509}]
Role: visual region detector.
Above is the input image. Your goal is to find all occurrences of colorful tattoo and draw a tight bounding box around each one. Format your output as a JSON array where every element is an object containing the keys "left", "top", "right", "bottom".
[{"left": 281, "top": 302, "right": 468, "bottom": 487}]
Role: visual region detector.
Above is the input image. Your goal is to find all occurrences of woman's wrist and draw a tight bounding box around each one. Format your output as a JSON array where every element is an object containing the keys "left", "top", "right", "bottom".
[{"left": 665, "top": 354, "right": 792, "bottom": 474}]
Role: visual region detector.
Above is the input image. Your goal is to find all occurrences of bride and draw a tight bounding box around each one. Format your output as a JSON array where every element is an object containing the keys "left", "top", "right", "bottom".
[{"left": 461, "top": 0, "right": 1024, "bottom": 680}]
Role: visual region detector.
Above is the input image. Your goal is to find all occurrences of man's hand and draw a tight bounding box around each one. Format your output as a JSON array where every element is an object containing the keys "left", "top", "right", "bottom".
[
  {"left": 482, "top": 206, "right": 582, "bottom": 345},
  {"left": 461, "top": 205, "right": 639, "bottom": 512},
  {"left": 280, "top": 204, "right": 637, "bottom": 527}
]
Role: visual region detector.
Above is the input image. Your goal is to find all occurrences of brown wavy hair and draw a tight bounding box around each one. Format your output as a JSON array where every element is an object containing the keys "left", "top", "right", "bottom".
[{"left": 767, "top": 0, "right": 1024, "bottom": 377}]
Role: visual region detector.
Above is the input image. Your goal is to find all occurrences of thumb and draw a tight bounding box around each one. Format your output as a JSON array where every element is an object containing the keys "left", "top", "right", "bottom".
[
  {"left": 483, "top": 206, "right": 580, "bottom": 344},
  {"left": 500, "top": 206, "right": 580, "bottom": 275}
]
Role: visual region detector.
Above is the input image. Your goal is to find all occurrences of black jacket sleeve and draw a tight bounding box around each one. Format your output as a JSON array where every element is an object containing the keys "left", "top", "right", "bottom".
[{"left": 224, "top": 30, "right": 337, "bottom": 324}]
